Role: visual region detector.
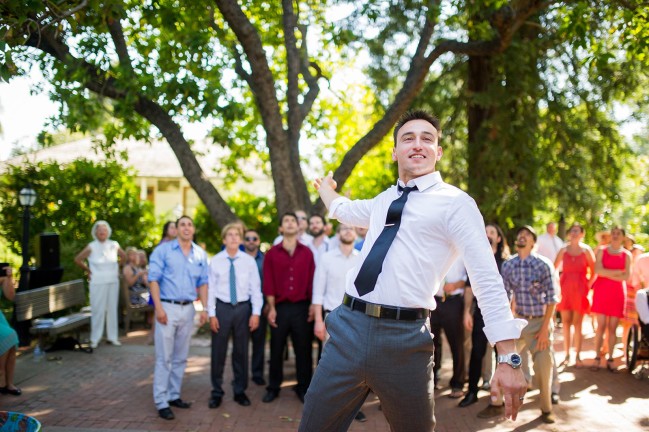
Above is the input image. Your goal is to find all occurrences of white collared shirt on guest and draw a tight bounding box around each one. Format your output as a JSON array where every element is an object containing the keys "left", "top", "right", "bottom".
[
  {"left": 329, "top": 171, "right": 525, "bottom": 344},
  {"left": 309, "top": 236, "right": 331, "bottom": 264},
  {"left": 536, "top": 233, "right": 564, "bottom": 263},
  {"left": 437, "top": 259, "right": 467, "bottom": 297},
  {"left": 207, "top": 249, "right": 263, "bottom": 317},
  {"left": 312, "top": 246, "right": 361, "bottom": 312}
]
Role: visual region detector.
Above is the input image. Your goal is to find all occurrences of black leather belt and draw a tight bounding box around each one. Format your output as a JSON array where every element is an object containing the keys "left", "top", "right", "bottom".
[
  {"left": 217, "top": 299, "right": 251, "bottom": 305},
  {"left": 160, "top": 299, "right": 193, "bottom": 305},
  {"left": 343, "top": 294, "right": 428, "bottom": 321}
]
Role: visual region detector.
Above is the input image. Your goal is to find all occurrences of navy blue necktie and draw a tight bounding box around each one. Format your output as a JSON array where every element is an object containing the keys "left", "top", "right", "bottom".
[
  {"left": 354, "top": 185, "right": 417, "bottom": 296},
  {"left": 227, "top": 257, "right": 238, "bottom": 305}
]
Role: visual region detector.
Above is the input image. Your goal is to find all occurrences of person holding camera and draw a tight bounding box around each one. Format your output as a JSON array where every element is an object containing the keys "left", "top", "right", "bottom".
[{"left": 0, "top": 264, "right": 20, "bottom": 396}]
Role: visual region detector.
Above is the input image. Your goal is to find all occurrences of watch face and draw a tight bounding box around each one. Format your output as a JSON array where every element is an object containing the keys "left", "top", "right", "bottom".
[{"left": 510, "top": 353, "right": 522, "bottom": 366}]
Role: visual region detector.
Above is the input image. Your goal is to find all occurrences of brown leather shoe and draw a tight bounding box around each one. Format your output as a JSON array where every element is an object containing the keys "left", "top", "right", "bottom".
[
  {"left": 541, "top": 411, "right": 556, "bottom": 424},
  {"left": 477, "top": 404, "right": 504, "bottom": 419}
]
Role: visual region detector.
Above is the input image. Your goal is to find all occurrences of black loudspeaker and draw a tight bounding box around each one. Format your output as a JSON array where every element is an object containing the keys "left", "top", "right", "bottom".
[
  {"left": 38, "top": 232, "right": 60, "bottom": 269},
  {"left": 29, "top": 267, "right": 64, "bottom": 289}
]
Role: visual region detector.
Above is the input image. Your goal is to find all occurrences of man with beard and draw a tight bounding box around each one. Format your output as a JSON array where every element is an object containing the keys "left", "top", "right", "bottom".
[
  {"left": 500, "top": 226, "right": 558, "bottom": 424},
  {"left": 308, "top": 214, "right": 331, "bottom": 264},
  {"left": 311, "top": 223, "right": 367, "bottom": 422},
  {"left": 463, "top": 223, "right": 510, "bottom": 411}
]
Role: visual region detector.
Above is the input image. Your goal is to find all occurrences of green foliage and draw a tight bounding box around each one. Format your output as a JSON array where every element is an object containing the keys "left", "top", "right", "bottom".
[
  {"left": 193, "top": 191, "right": 278, "bottom": 255},
  {"left": 0, "top": 158, "right": 157, "bottom": 282}
]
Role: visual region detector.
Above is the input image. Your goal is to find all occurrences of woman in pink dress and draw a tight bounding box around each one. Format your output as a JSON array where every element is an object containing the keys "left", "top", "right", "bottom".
[
  {"left": 590, "top": 226, "right": 632, "bottom": 371},
  {"left": 554, "top": 223, "right": 595, "bottom": 368}
]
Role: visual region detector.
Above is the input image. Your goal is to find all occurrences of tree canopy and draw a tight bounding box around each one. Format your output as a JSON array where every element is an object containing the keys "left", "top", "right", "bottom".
[
  {"left": 0, "top": 158, "right": 156, "bottom": 281},
  {"left": 1, "top": 0, "right": 647, "bottom": 237}
]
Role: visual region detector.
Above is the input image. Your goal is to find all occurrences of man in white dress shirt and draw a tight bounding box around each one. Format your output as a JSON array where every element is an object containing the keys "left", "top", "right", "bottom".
[
  {"left": 536, "top": 222, "right": 564, "bottom": 263},
  {"left": 299, "top": 110, "right": 528, "bottom": 432},
  {"left": 207, "top": 223, "right": 263, "bottom": 409}
]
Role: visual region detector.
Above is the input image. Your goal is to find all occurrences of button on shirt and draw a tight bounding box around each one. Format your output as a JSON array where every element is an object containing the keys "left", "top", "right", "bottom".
[
  {"left": 329, "top": 171, "right": 525, "bottom": 344},
  {"left": 502, "top": 253, "right": 559, "bottom": 317},
  {"left": 263, "top": 242, "right": 315, "bottom": 304},
  {"left": 312, "top": 247, "right": 361, "bottom": 312},
  {"left": 207, "top": 250, "right": 263, "bottom": 317},
  {"left": 148, "top": 239, "right": 209, "bottom": 302}
]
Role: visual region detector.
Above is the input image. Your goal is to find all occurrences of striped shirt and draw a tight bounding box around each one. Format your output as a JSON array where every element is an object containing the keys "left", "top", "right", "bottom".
[{"left": 502, "top": 253, "right": 558, "bottom": 317}]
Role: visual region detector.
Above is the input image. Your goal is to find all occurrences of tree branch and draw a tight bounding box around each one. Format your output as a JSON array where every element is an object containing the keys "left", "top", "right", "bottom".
[
  {"left": 329, "top": 0, "right": 556, "bottom": 197},
  {"left": 40, "top": 0, "right": 89, "bottom": 31},
  {"left": 296, "top": 22, "right": 322, "bottom": 126},
  {"left": 24, "top": 25, "right": 237, "bottom": 225},
  {"left": 213, "top": 0, "right": 286, "bottom": 144},
  {"left": 282, "top": 0, "right": 301, "bottom": 144},
  {"left": 106, "top": 13, "right": 133, "bottom": 74}
]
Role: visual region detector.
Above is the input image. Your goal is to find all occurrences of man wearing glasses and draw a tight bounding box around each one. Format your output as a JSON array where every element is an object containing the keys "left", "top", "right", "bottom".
[{"left": 244, "top": 229, "right": 268, "bottom": 386}]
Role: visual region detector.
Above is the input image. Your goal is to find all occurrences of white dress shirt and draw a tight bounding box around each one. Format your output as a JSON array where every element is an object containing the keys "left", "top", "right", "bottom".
[
  {"left": 536, "top": 233, "right": 564, "bottom": 263},
  {"left": 437, "top": 259, "right": 467, "bottom": 297},
  {"left": 309, "top": 236, "right": 332, "bottom": 264},
  {"left": 312, "top": 247, "right": 361, "bottom": 312},
  {"left": 329, "top": 171, "right": 525, "bottom": 344},
  {"left": 273, "top": 232, "right": 314, "bottom": 246},
  {"left": 207, "top": 250, "right": 263, "bottom": 317}
]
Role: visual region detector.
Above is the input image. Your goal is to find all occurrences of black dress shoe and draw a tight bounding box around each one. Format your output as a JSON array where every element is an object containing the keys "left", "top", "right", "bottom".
[
  {"left": 168, "top": 398, "right": 191, "bottom": 409},
  {"left": 158, "top": 407, "right": 175, "bottom": 420},
  {"left": 354, "top": 411, "right": 367, "bottom": 422},
  {"left": 262, "top": 390, "right": 279, "bottom": 403},
  {"left": 459, "top": 391, "right": 479, "bottom": 408},
  {"left": 234, "top": 392, "right": 251, "bottom": 406},
  {"left": 551, "top": 392, "right": 560, "bottom": 405},
  {"left": 252, "top": 377, "right": 267, "bottom": 386},
  {"left": 209, "top": 396, "right": 222, "bottom": 409},
  {"left": 0, "top": 386, "right": 22, "bottom": 396},
  {"left": 293, "top": 387, "right": 306, "bottom": 403}
]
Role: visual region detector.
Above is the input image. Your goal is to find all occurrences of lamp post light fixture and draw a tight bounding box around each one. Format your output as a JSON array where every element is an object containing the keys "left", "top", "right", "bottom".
[{"left": 18, "top": 187, "right": 37, "bottom": 292}]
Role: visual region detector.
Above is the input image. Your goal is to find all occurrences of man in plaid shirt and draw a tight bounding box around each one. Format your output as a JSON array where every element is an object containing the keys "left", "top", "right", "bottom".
[{"left": 500, "top": 225, "right": 559, "bottom": 424}]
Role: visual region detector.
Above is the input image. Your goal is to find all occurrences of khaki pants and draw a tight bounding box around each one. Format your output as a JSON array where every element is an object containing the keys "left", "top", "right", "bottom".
[{"left": 517, "top": 318, "right": 553, "bottom": 413}]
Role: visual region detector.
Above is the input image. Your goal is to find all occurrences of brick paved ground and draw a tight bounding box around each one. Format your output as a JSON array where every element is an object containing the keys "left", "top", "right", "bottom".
[{"left": 2, "top": 320, "right": 648, "bottom": 431}]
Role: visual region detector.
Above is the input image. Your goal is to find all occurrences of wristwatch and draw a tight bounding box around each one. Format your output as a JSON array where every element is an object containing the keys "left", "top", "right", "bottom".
[{"left": 497, "top": 352, "right": 522, "bottom": 369}]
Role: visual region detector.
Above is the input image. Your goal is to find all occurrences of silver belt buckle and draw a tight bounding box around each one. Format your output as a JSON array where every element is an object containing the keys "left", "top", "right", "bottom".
[{"left": 365, "top": 303, "right": 382, "bottom": 318}]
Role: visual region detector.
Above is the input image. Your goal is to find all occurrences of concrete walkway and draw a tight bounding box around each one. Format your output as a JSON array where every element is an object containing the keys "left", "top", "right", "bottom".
[{"left": 2, "top": 322, "right": 648, "bottom": 431}]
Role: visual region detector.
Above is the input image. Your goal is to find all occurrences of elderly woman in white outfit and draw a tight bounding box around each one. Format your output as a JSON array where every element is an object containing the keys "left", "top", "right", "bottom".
[{"left": 75, "top": 221, "right": 126, "bottom": 348}]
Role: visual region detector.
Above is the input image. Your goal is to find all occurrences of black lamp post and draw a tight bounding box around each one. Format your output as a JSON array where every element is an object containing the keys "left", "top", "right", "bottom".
[{"left": 17, "top": 187, "right": 37, "bottom": 292}]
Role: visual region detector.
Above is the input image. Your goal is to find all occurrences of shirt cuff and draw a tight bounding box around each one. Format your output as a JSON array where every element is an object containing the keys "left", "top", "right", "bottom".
[
  {"left": 328, "top": 196, "right": 351, "bottom": 219},
  {"left": 483, "top": 318, "right": 528, "bottom": 345}
]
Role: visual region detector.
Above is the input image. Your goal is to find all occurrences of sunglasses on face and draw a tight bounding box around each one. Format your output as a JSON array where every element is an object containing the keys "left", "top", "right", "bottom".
[{"left": 244, "top": 236, "right": 259, "bottom": 242}]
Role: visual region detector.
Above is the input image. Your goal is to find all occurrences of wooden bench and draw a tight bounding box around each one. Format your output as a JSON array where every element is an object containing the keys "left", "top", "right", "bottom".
[
  {"left": 120, "top": 276, "right": 153, "bottom": 333},
  {"left": 14, "top": 279, "right": 90, "bottom": 347}
]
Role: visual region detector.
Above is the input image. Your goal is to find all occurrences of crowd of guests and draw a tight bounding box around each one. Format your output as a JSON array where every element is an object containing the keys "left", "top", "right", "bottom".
[{"left": 3, "top": 210, "right": 646, "bottom": 424}]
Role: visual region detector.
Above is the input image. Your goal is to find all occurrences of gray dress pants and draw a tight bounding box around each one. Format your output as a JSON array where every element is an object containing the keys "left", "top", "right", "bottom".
[{"left": 299, "top": 305, "right": 436, "bottom": 432}]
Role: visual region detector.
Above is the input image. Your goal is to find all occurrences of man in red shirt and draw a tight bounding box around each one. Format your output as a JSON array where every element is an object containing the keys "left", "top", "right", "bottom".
[{"left": 262, "top": 212, "right": 316, "bottom": 404}]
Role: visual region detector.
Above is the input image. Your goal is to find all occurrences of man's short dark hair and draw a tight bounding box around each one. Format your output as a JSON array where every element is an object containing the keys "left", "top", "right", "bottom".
[
  {"left": 176, "top": 215, "right": 193, "bottom": 225},
  {"left": 393, "top": 110, "right": 442, "bottom": 146},
  {"left": 244, "top": 228, "right": 258, "bottom": 236},
  {"left": 280, "top": 212, "right": 298, "bottom": 225},
  {"left": 309, "top": 214, "right": 326, "bottom": 225}
]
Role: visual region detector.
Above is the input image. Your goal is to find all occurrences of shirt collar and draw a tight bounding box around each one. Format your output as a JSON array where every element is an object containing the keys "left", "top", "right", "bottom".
[
  {"left": 171, "top": 238, "right": 202, "bottom": 256},
  {"left": 396, "top": 171, "right": 442, "bottom": 193}
]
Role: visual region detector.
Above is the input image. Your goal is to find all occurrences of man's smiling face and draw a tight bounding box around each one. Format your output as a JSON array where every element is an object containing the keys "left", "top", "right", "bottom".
[{"left": 392, "top": 119, "right": 442, "bottom": 184}]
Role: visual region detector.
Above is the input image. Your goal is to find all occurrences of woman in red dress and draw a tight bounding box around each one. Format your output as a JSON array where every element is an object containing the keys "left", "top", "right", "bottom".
[
  {"left": 554, "top": 223, "right": 595, "bottom": 368},
  {"left": 590, "top": 226, "right": 632, "bottom": 371}
]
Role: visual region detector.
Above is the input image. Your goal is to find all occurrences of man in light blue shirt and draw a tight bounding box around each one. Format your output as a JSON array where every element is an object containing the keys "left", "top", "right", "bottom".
[{"left": 148, "top": 216, "right": 208, "bottom": 420}]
